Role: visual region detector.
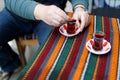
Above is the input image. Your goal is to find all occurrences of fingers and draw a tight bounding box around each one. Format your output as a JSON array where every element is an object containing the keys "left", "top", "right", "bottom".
[
  {"left": 48, "top": 5, "right": 71, "bottom": 27},
  {"left": 35, "top": 5, "right": 71, "bottom": 27},
  {"left": 51, "top": 15, "right": 68, "bottom": 27},
  {"left": 72, "top": 11, "right": 90, "bottom": 32},
  {"left": 79, "top": 15, "right": 90, "bottom": 32},
  {"left": 79, "top": 17, "right": 86, "bottom": 32},
  {"left": 56, "top": 12, "right": 71, "bottom": 22},
  {"left": 85, "top": 15, "right": 90, "bottom": 27},
  {"left": 54, "top": 6, "right": 71, "bottom": 21}
]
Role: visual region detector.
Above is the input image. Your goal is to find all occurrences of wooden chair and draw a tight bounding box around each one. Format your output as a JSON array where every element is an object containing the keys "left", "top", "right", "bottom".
[{"left": 16, "top": 34, "right": 38, "bottom": 67}]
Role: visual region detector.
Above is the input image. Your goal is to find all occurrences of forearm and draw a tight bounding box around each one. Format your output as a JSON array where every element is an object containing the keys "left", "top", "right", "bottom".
[{"left": 4, "top": 0, "right": 39, "bottom": 20}]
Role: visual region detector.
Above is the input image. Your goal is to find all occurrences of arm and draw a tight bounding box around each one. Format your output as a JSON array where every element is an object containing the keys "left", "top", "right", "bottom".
[
  {"left": 69, "top": 0, "right": 90, "bottom": 32},
  {"left": 34, "top": 4, "right": 70, "bottom": 26},
  {"left": 4, "top": 0, "right": 70, "bottom": 26},
  {"left": 4, "top": 0, "right": 39, "bottom": 20}
]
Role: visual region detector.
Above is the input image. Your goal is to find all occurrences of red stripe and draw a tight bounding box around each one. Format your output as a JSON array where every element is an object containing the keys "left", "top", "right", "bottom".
[
  {"left": 97, "top": 17, "right": 110, "bottom": 80},
  {"left": 26, "top": 28, "right": 59, "bottom": 80},
  {"left": 104, "top": 17, "right": 110, "bottom": 42},
  {"left": 61, "top": 32, "right": 84, "bottom": 80}
]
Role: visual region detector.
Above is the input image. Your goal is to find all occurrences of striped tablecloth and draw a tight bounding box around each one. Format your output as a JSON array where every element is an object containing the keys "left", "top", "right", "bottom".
[{"left": 18, "top": 14, "right": 120, "bottom": 80}]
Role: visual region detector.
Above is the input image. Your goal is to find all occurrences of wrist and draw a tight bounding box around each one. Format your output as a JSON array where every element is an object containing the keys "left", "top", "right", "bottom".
[
  {"left": 74, "top": 5, "right": 87, "bottom": 12},
  {"left": 34, "top": 4, "right": 45, "bottom": 20}
]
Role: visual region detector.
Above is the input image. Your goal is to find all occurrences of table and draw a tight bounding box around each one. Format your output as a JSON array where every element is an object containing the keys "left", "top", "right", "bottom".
[{"left": 18, "top": 13, "right": 120, "bottom": 80}]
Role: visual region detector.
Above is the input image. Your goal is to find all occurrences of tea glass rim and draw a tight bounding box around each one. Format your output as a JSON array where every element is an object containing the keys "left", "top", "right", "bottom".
[{"left": 93, "top": 31, "right": 105, "bottom": 37}]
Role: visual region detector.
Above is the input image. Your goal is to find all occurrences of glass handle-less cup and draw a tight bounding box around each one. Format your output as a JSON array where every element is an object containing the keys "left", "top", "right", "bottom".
[
  {"left": 67, "top": 20, "right": 76, "bottom": 34},
  {"left": 92, "top": 31, "right": 105, "bottom": 51}
]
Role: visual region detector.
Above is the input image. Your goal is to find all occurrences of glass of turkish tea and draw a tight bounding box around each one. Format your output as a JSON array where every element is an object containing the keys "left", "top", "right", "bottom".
[
  {"left": 92, "top": 31, "right": 105, "bottom": 51},
  {"left": 67, "top": 20, "right": 76, "bottom": 34}
]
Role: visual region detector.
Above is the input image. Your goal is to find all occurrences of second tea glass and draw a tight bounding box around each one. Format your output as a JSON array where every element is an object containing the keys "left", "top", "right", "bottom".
[{"left": 92, "top": 31, "right": 105, "bottom": 51}]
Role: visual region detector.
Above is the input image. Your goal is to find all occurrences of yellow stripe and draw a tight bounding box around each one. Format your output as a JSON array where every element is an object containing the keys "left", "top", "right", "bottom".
[
  {"left": 57, "top": 38, "right": 77, "bottom": 80},
  {"left": 38, "top": 36, "right": 66, "bottom": 80},
  {"left": 92, "top": 16, "right": 104, "bottom": 80},
  {"left": 68, "top": 12, "right": 73, "bottom": 18},
  {"left": 73, "top": 15, "right": 94, "bottom": 80},
  {"left": 22, "top": 31, "right": 54, "bottom": 80},
  {"left": 92, "top": 56, "right": 100, "bottom": 80},
  {"left": 108, "top": 18, "right": 119, "bottom": 80},
  {"left": 102, "top": 16, "right": 104, "bottom": 32}
]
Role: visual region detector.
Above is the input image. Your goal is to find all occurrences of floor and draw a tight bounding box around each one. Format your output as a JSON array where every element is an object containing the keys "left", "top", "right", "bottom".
[{"left": 9, "top": 40, "right": 39, "bottom": 80}]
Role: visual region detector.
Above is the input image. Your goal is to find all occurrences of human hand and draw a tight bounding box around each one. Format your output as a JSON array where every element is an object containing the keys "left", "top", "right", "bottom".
[
  {"left": 34, "top": 4, "right": 71, "bottom": 27},
  {"left": 72, "top": 5, "right": 90, "bottom": 32}
]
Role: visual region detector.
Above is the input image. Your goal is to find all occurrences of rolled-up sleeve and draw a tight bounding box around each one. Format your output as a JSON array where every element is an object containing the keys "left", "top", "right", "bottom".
[
  {"left": 69, "top": 0, "right": 88, "bottom": 9},
  {"left": 4, "top": 0, "right": 39, "bottom": 20}
]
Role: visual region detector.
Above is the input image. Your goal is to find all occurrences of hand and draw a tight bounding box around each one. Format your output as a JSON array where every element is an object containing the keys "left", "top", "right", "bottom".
[
  {"left": 34, "top": 4, "right": 71, "bottom": 27},
  {"left": 72, "top": 5, "right": 90, "bottom": 32}
]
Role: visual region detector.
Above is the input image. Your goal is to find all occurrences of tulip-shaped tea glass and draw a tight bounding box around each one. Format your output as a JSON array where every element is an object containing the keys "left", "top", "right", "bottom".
[{"left": 92, "top": 31, "right": 105, "bottom": 51}]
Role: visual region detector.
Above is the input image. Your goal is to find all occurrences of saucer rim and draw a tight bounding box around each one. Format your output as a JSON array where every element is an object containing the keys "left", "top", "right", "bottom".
[
  {"left": 59, "top": 23, "right": 80, "bottom": 37},
  {"left": 86, "top": 39, "right": 111, "bottom": 55}
]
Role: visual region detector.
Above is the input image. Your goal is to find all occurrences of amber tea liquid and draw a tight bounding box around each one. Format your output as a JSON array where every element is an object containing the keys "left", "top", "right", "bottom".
[
  {"left": 92, "top": 32, "right": 104, "bottom": 51},
  {"left": 67, "top": 20, "right": 76, "bottom": 34}
]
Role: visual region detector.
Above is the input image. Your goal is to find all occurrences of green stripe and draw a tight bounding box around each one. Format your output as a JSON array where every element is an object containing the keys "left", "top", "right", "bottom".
[
  {"left": 96, "top": 16, "right": 102, "bottom": 32},
  {"left": 49, "top": 37, "right": 75, "bottom": 80},
  {"left": 84, "top": 54, "right": 98, "bottom": 80},
  {"left": 84, "top": 16, "right": 102, "bottom": 79}
]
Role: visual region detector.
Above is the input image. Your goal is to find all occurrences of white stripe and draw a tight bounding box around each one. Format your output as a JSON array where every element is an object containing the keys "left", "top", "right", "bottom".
[
  {"left": 94, "top": 16, "right": 96, "bottom": 33},
  {"left": 81, "top": 16, "right": 96, "bottom": 80},
  {"left": 117, "top": 19, "right": 120, "bottom": 80},
  {"left": 46, "top": 38, "right": 68, "bottom": 80},
  {"left": 117, "top": 48, "right": 120, "bottom": 80},
  {"left": 80, "top": 53, "right": 91, "bottom": 80},
  {"left": 117, "top": 19, "right": 120, "bottom": 32},
  {"left": 92, "top": 15, "right": 96, "bottom": 37}
]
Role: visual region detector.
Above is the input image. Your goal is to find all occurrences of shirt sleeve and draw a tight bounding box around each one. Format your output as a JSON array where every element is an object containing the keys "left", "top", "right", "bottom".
[
  {"left": 69, "top": 0, "right": 88, "bottom": 10},
  {"left": 4, "top": 0, "right": 39, "bottom": 20}
]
